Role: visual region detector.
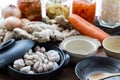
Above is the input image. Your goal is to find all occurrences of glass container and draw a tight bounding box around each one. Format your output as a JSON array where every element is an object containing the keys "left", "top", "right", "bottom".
[
  {"left": 42, "top": 0, "right": 72, "bottom": 19},
  {"left": 72, "top": 0, "right": 96, "bottom": 23},
  {"left": 97, "top": 0, "right": 120, "bottom": 28},
  {"left": 17, "top": 0, "right": 42, "bottom": 21}
]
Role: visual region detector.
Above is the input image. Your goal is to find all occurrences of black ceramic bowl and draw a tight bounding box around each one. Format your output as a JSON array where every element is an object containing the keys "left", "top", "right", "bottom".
[
  {"left": 75, "top": 57, "right": 120, "bottom": 80},
  {"left": 8, "top": 43, "right": 70, "bottom": 80}
]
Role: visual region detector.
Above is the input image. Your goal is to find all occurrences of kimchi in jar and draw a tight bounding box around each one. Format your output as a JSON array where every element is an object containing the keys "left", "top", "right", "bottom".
[
  {"left": 17, "top": 0, "right": 41, "bottom": 21},
  {"left": 72, "top": 0, "right": 96, "bottom": 23},
  {"left": 45, "top": 0, "right": 71, "bottom": 19}
]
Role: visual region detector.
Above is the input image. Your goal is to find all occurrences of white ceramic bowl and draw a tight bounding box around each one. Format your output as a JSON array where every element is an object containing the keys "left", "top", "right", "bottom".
[
  {"left": 102, "top": 36, "right": 120, "bottom": 59},
  {"left": 60, "top": 36, "right": 101, "bottom": 64}
]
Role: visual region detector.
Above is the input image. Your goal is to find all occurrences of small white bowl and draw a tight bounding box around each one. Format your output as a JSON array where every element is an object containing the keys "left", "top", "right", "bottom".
[
  {"left": 102, "top": 36, "right": 120, "bottom": 59},
  {"left": 60, "top": 36, "right": 101, "bottom": 64}
]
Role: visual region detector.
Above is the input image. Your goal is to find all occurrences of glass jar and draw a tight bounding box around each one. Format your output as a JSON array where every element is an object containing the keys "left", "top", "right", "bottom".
[
  {"left": 43, "top": 0, "right": 72, "bottom": 19},
  {"left": 72, "top": 0, "right": 96, "bottom": 23},
  {"left": 97, "top": 0, "right": 120, "bottom": 28},
  {"left": 17, "top": 0, "right": 42, "bottom": 21}
]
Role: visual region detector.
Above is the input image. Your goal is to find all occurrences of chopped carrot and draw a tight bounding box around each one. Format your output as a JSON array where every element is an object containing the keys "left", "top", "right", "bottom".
[{"left": 68, "top": 14, "right": 110, "bottom": 42}]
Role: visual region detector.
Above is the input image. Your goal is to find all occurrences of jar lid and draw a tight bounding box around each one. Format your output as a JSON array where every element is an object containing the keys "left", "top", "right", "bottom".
[{"left": 0, "top": 39, "right": 34, "bottom": 68}]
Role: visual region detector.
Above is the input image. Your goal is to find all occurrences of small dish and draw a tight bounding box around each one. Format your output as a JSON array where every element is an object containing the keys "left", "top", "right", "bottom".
[
  {"left": 102, "top": 36, "right": 120, "bottom": 59},
  {"left": 75, "top": 57, "right": 120, "bottom": 80},
  {"left": 60, "top": 36, "right": 101, "bottom": 64}
]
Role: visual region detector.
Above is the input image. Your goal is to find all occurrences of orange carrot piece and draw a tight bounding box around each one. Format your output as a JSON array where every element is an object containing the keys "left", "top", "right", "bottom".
[{"left": 68, "top": 14, "right": 110, "bottom": 42}]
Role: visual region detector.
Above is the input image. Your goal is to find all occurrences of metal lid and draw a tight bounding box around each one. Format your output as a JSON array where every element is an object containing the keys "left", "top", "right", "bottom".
[{"left": 0, "top": 39, "right": 34, "bottom": 68}]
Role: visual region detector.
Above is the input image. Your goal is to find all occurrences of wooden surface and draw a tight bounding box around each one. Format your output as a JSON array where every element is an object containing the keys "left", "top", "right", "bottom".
[{"left": 0, "top": 48, "right": 106, "bottom": 80}]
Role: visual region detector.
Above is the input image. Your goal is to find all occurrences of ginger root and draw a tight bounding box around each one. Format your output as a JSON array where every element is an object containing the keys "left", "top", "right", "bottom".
[
  {"left": 55, "top": 15, "right": 69, "bottom": 28},
  {"left": 0, "top": 29, "right": 7, "bottom": 44},
  {"left": 13, "top": 28, "right": 34, "bottom": 40},
  {"left": 32, "top": 29, "right": 54, "bottom": 42},
  {"left": 62, "top": 29, "right": 80, "bottom": 38},
  {"left": 23, "top": 22, "right": 58, "bottom": 33},
  {"left": 3, "top": 31, "right": 16, "bottom": 42}
]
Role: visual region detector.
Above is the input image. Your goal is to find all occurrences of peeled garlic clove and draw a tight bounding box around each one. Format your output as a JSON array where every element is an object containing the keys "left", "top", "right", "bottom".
[
  {"left": 35, "top": 51, "right": 46, "bottom": 60},
  {"left": 24, "top": 55, "right": 33, "bottom": 60},
  {"left": 20, "top": 66, "right": 31, "bottom": 73},
  {"left": 32, "top": 54, "right": 40, "bottom": 60},
  {"left": 28, "top": 49, "right": 33, "bottom": 55},
  {"left": 40, "top": 47, "right": 46, "bottom": 53},
  {"left": 48, "top": 62, "right": 54, "bottom": 70},
  {"left": 37, "top": 66, "right": 43, "bottom": 72},
  {"left": 24, "top": 53, "right": 29, "bottom": 59},
  {"left": 53, "top": 62, "right": 59, "bottom": 70},
  {"left": 34, "top": 46, "right": 41, "bottom": 52},
  {"left": 28, "top": 71, "right": 35, "bottom": 74},
  {"left": 42, "top": 63, "right": 48, "bottom": 72},
  {"left": 38, "top": 62, "right": 43, "bottom": 67},
  {"left": 44, "top": 59, "right": 49, "bottom": 64},
  {"left": 33, "top": 61, "right": 40, "bottom": 71}
]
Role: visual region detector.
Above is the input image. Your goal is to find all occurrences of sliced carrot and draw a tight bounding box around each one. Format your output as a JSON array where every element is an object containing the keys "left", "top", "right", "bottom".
[{"left": 68, "top": 14, "right": 110, "bottom": 42}]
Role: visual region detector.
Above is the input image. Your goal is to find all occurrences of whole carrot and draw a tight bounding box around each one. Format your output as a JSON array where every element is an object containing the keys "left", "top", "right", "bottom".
[{"left": 68, "top": 14, "right": 110, "bottom": 42}]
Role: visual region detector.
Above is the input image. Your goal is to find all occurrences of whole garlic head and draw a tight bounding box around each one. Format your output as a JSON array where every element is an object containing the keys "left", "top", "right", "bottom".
[
  {"left": 13, "top": 59, "right": 25, "bottom": 69},
  {"left": 46, "top": 50, "right": 60, "bottom": 62}
]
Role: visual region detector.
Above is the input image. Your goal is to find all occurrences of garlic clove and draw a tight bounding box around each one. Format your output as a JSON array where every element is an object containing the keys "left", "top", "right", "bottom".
[
  {"left": 28, "top": 71, "right": 35, "bottom": 74},
  {"left": 37, "top": 66, "right": 43, "bottom": 72},
  {"left": 20, "top": 66, "right": 31, "bottom": 73},
  {"left": 47, "top": 62, "right": 54, "bottom": 70},
  {"left": 34, "top": 46, "right": 41, "bottom": 52},
  {"left": 33, "top": 61, "right": 40, "bottom": 71},
  {"left": 40, "top": 47, "right": 46, "bottom": 53},
  {"left": 53, "top": 62, "right": 59, "bottom": 70},
  {"left": 24, "top": 59, "right": 34, "bottom": 66},
  {"left": 13, "top": 59, "right": 25, "bottom": 69}
]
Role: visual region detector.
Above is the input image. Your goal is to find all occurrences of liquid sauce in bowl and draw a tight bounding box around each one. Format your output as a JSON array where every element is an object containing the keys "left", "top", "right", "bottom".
[
  {"left": 64, "top": 40, "right": 95, "bottom": 55},
  {"left": 88, "top": 72, "right": 120, "bottom": 80}
]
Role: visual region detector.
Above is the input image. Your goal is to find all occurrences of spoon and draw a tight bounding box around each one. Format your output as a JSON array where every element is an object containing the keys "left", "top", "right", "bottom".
[{"left": 88, "top": 72, "right": 120, "bottom": 80}]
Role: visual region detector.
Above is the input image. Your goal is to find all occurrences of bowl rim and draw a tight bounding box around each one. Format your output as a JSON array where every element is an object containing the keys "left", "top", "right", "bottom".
[
  {"left": 8, "top": 43, "right": 66, "bottom": 75},
  {"left": 75, "top": 56, "right": 120, "bottom": 80},
  {"left": 102, "top": 36, "right": 120, "bottom": 53},
  {"left": 60, "top": 36, "right": 100, "bottom": 56}
]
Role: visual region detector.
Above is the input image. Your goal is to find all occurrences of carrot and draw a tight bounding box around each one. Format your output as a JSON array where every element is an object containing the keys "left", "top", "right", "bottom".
[{"left": 68, "top": 14, "right": 110, "bottom": 42}]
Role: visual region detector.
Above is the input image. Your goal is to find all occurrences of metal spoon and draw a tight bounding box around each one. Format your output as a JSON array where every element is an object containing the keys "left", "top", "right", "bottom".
[{"left": 88, "top": 72, "right": 120, "bottom": 80}]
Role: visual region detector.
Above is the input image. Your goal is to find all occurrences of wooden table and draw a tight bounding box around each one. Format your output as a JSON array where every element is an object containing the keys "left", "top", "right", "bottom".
[{"left": 0, "top": 48, "right": 106, "bottom": 80}]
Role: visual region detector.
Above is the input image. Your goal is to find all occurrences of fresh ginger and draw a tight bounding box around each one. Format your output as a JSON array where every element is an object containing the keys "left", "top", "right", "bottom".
[
  {"left": 23, "top": 22, "right": 58, "bottom": 34},
  {"left": 32, "top": 29, "right": 54, "bottom": 42},
  {"left": 13, "top": 28, "right": 34, "bottom": 40}
]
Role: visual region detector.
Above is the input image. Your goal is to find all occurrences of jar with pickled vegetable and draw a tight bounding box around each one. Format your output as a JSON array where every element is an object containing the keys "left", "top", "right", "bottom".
[
  {"left": 72, "top": 0, "right": 96, "bottom": 23},
  {"left": 97, "top": 0, "right": 120, "bottom": 28},
  {"left": 17, "top": 0, "right": 42, "bottom": 21},
  {"left": 43, "top": 0, "right": 72, "bottom": 19}
]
